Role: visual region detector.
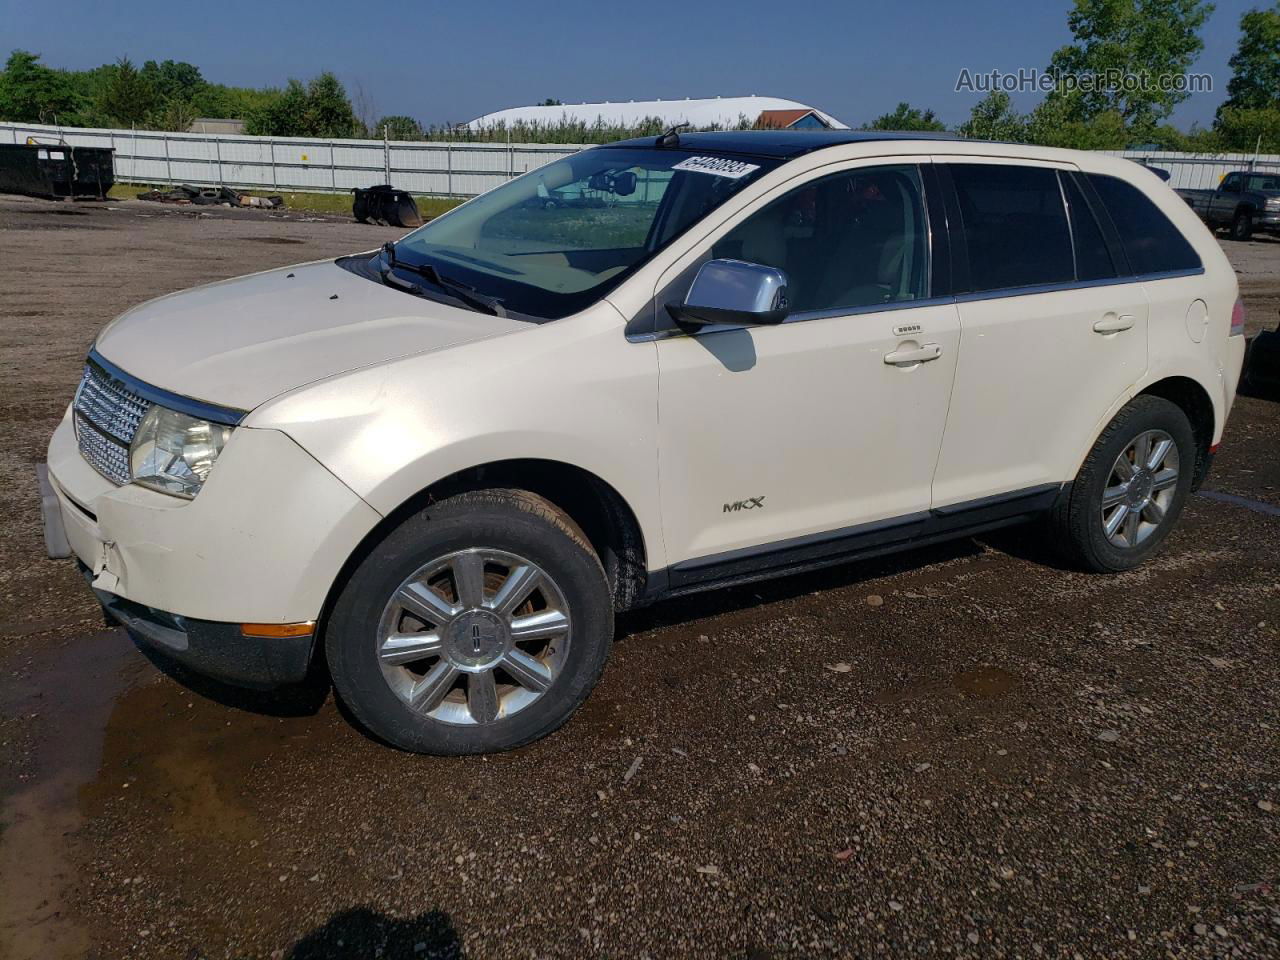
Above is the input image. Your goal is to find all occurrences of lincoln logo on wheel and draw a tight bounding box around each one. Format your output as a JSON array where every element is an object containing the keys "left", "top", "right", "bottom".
[{"left": 724, "top": 496, "right": 766, "bottom": 513}]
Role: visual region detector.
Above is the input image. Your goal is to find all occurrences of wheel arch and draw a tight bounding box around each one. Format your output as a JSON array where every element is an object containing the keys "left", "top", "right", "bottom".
[
  {"left": 1136, "top": 375, "right": 1216, "bottom": 490},
  {"left": 320, "top": 458, "right": 651, "bottom": 642}
]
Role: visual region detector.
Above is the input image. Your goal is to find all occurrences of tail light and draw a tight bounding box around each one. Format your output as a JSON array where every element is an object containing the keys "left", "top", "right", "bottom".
[{"left": 1230, "top": 298, "right": 1246, "bottom": 337}]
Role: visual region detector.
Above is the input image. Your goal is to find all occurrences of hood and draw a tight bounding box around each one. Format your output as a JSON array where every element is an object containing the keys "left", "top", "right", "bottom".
[{"left": 94, "top": 258, "right": 529, "bottom": 411}]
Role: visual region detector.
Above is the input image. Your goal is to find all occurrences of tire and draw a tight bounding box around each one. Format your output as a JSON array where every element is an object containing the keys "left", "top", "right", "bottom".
[
  {"left": 1230, "top": 209, "right": 1254, "bottom": 242},
  {"left": 1048, "top": 396, "right": 1197, "bottom": 573},
  {"left": 325, "top": 489, "right": 613, "bottom": 754}
]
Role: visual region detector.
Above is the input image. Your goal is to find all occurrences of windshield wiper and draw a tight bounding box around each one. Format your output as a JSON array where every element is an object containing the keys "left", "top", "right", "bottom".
[{"left": 380, "top": 242, "right": 506, "bottom": 317}]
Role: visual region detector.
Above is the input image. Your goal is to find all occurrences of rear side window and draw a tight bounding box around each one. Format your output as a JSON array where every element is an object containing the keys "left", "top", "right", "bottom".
[
  {"left": 950, "top": 164, "right": 1074, "bottom": 291},
  {"left": 1085, "top": 174, "right": 1202, "bottom": 276},
  {"left": 1062, "top": 174, "right": 1116, "bottom": 281}
]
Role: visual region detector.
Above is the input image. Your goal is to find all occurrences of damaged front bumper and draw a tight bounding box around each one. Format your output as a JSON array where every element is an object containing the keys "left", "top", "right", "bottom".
[
  {"left": 78, "top": 561, "right": 313, "bottom": 687},
  {"left": 40, "top": 407, "right": 383, "bottom": 687}
]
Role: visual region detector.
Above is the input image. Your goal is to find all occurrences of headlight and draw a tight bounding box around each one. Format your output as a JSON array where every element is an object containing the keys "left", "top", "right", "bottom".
[
  {"left": 1267, "top": 197, "right": 1280, "bottom": 210},
  {"left": 129, "top": 405, "right": 233, "bottom": 498}
]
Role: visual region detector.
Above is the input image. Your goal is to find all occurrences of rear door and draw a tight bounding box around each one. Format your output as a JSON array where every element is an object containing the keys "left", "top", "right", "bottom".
[{"left": 929, "top": 159, "right": 1149, "bottom": 508}]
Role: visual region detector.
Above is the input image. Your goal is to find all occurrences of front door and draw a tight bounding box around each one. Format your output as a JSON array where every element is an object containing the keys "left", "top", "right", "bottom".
[{"left": 651, "top": 162, "right": 961, "bottom": 580}]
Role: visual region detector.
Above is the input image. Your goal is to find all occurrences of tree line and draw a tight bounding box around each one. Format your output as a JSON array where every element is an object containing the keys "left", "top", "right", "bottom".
[
  {"left": 872, "top": 0, "right": 1280, "bottom": 154},
  {"left": 1, "top": 0, "right": 1277, "bottom": 152}
]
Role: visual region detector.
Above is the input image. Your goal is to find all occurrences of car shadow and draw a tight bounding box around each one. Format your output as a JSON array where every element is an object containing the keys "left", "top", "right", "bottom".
[
  {"left": 285, "top": 907, "right": 463, "bottom": 959},
  {"left": 130, "top": 632, "right": 331, "bottom": 718}
]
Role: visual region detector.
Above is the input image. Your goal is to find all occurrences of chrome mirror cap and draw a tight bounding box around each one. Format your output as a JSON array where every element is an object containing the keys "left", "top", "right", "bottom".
[{"left": 668, "top": 258, "right": 790, "bottom": 328}]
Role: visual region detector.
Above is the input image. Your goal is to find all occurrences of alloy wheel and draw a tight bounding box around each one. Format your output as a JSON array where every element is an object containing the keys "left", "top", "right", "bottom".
[
  {"left": 1099, "top": 429, "right": 1180, "bottom": 549},
  {"left": 376, "top": 549, "right": 571, "bottom": 725}
]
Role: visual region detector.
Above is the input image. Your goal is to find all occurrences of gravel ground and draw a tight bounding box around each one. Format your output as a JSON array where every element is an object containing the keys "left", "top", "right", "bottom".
[{"left": 0, "top": 194, "right": 1277, "bottom": 960}]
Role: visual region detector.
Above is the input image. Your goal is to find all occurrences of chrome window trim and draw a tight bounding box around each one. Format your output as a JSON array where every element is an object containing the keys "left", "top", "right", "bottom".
[
  {"left": 626, "top": 266, "right": 1205, "bottom": 342},
  {"left": 87, "top": 347, "right": 247, "bottom": 426},
  {"left": 953, "top": 266, "right": 1205, "bottom": 304},
  {"left": 626, "top": 296, "right": 957, "bottom": 342}
]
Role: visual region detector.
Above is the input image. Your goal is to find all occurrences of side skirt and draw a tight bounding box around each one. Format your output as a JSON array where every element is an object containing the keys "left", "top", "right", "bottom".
[{"left": 637, "top": 484, "right": 1064, "bottom": 605}]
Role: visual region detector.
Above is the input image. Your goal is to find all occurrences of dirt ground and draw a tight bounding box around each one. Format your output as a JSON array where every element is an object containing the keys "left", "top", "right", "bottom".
[{"left": 0, "top": 193, "right": 1277, "bottom": 960}]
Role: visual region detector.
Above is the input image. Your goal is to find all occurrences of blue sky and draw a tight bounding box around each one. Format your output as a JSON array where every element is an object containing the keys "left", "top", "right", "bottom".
[{"left": 1, "top": 0, "right": 1259, "bottom": 129}]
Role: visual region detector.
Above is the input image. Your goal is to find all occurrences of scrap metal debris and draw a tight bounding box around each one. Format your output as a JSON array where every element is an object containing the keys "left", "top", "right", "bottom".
[
  {"left": 138, "top": 184, "right": 283, "bottom": 209},
  {"left": 353, "top": 184, "right": 422, "bottom": 228}
]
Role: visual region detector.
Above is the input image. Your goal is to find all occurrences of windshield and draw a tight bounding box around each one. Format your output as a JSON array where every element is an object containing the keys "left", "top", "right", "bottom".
[
  {"left": 1243, "top": 174, "right": 1280, "bottom": 192},
  {"left": 390, "top": 147, "right": 778, "bottom": 320}
]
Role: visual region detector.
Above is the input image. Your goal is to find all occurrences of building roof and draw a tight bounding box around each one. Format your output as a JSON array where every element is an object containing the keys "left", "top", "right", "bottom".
[
  {"left": 464, "top": 96, "right": 847, "bottom": 131},
  {"left": 600, "top": 129, "right": 965, "bottom": 159},
  {"left": 756, "top": 109, "right": 824, "bottom": 129}
]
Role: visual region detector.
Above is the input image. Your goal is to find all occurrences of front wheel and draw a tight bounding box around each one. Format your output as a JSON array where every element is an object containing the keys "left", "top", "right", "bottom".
[
  {"left": 326, "top": 489, "right": 613, "bottom": 754},
  {"left": 1048, "top": 396, "right": 1196, "bottom": 572}
]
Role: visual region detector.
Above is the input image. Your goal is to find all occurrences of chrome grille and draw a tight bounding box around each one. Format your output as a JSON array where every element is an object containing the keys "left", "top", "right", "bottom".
[{"left": 73, "top": 363, "right": 150, "bottom": 485}]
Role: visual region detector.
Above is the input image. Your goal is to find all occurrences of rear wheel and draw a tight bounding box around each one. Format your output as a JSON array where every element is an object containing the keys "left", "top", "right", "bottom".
[
  {"left": 326, "top": 489, "right": 613, "bottom": 754},
  {"left": 1048, "top": 396, "right": 1196, "bottom": 572},
  {"left": 1230, "top": 209, "right": 1254, "bottom": 241}
]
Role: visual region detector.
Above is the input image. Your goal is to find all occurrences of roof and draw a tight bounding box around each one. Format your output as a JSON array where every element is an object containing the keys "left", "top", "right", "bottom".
[
  {"left": 756, "top": 109, "right": 823, "bottom": 129},
  {"left": 464, "top": 96, "right": 847, "bottom": 131},
  {"left": 599, "top": 129, "right": 967, "bottom": 159}
]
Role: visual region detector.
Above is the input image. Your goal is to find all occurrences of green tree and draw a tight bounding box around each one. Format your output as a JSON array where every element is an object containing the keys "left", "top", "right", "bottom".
[
  {"left": 376, "top": 114, "right": 424, "bottom": 140},
  {"left": 1043, "top": 0, "right": 1214, "bottom": 137},
  {"left": 140, "top": 59, "right": 205, "bottom": 105},
  {"left": 0, "top": 50, "right": 83, "bottom": 123},
  {"left": 1215, "top": 104, "right": 1280, "bottom": 150},
  {"left": 864, "top": 102, "right": 946, "bottom": 131},
  {"left": 1026, "top": 99, "right": 1130, "bottom": 148},
  {"left": 245, "top": 79, "right": 310, "bottom": 136},
  {"left": 95, "top": 57, "right": 156, "bottom": 126},
  {"left": 958, "top": 91, "right": 1027, "bottom": 141},
  {"left": 304, "top": 71, "right": 357, "bottom": 137},
  {"left": 1219, "top": 2, "right": 1280, "bottom": 113}
]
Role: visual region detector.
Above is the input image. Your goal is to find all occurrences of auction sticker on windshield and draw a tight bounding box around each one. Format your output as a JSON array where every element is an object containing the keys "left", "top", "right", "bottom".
[{"left": 672, "top": 156, "right": 761, "bottom": 179}]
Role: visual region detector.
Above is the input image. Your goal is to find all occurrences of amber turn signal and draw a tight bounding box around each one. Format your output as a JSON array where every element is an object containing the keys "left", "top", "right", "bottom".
[{"left": 240, "top": 621, "right": 316, "bottom": 639}]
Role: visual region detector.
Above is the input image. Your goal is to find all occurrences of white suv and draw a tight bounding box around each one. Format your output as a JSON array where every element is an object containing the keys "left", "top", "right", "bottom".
[{"left": 41, "top": 132, "right": 1247, "bottom": 754}]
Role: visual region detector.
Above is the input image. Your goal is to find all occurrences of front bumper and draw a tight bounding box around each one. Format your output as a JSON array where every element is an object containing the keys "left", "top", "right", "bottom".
[
  {"left": 44, "top": 406, "right": 382, "bottom": 628},
  {"left": 1259, "top": 211, "right": 1280, "bottom": 234},
  {"left": 81, "top": 562, "right": 313, "bottom": 686}
]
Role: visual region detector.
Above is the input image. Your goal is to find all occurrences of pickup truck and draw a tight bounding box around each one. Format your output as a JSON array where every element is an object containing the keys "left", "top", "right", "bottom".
[{"left": 1176, "top": 170, "right": 1280, "bottom": 241}]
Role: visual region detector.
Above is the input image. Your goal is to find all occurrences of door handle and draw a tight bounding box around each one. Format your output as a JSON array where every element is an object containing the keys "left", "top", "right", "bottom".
[
  {"left": 1093, "top": 314, "right": 1135, "bottom": 334},
  {"left": 883, "top": 343, "right": 942, "bottom": 366}
]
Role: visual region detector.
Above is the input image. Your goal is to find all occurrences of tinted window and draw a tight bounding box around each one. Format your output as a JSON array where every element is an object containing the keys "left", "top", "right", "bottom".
[
  {"left": 951, "top": 164, "right": 1074, "bottom": 291},
  {"left": 712, "top": 165, "right": 929, "bottom": 313},
  {"left": 1086, "top": 174, "right": 1202, "bottom": 275},
  {"left": 1062, "top": 174, "right": 1116, "bottom": 281}
]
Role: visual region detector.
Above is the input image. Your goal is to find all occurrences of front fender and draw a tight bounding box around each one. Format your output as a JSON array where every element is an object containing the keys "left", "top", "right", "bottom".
[{"left": 247, "top": 304, "right": 666, "bottom": 571}]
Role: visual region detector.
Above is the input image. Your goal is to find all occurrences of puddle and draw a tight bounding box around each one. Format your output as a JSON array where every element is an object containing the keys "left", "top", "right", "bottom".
[
  {"left": 0, "top": 629, "right": 145, "bottom": 960},
  {"left": 0, "top": 628, "right": 337, "bottom": 958},
  {"left": 951, "top": 666, "right": 1019, "bottom": 699},
  {"left": 873, "top": 665, "right": 1019, "bottom": 705}
]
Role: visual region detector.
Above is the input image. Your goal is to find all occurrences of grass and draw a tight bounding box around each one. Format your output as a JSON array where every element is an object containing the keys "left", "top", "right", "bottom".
[{"left": 108, "top": 183, "right": 463, "bottom": 219}]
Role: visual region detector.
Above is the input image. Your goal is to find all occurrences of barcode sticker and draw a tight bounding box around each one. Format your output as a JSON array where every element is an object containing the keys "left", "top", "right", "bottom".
[{"left": 672, "top": 156, "right": 761, "bottom": 180}]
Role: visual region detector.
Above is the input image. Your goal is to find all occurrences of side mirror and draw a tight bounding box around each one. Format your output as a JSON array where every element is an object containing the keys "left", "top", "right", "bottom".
[{"left": 667, "top": 259, "right": 790, "bottom": 328}]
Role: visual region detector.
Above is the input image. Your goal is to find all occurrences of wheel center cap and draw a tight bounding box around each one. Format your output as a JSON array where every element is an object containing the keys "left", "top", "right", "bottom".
[
  {"left": 1127, "top": 470, "right": 1154, "bottom": 508},
  {"left": 446, "top": 609, "right": 508, "bottom": 668}
]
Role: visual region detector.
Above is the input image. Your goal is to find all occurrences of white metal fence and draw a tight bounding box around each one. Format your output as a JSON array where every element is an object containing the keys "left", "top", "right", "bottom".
[
  {"left": 1, "top": 121, "right": 585, "bottom": 197},
  {"left": 4, "top": 121, "right": 1279, "bottom": 198},
  {"left": 1107, "top": 150, "right": 1280, "bottom": 191}
]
